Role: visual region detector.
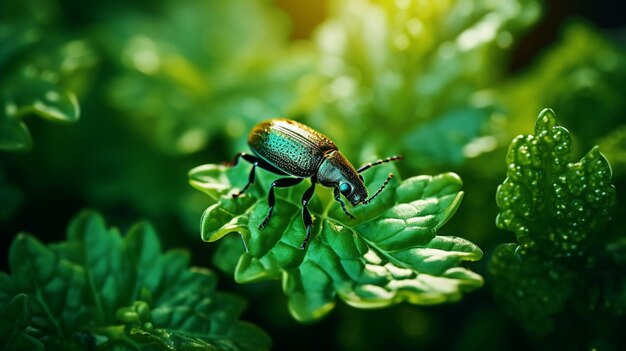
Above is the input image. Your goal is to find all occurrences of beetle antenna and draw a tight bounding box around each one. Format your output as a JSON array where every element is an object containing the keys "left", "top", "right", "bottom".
[
  {"left": 357, "top": 155, "right": 403, "bottom": 173},
  {"left": 363, "top": 173, "right": 393, "bottom": 205}
]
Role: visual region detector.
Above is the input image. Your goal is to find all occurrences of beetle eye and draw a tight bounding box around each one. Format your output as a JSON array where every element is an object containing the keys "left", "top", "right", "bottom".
[{"left": 339, "top": 182, "right": 352, "bottom": 196}]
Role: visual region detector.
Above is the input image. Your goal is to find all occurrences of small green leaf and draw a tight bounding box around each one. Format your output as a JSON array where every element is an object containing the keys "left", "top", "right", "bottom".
[
  {"left": 0, "top": 22, "right": 90, "bottom": 151},
  {"left": 0, "top": 102, "right": 31, "bottom": 150},
  {"left": 1, "top": 79, "right": 80, "bottom": 151},
  {"left": 64, "top": 212, "right": 134, "bottom": 324},
  {"left": 496, "top": 108, "right": 616, "bottom": 259},
  {"left": 116, "top": 301, "right": 151, "bottom": 324},
  {"left": 129, "top": 326, "right": 222, "bottom": 351},
  {"left": 189, "top": 160, "right": 483, "bottom": 322}
]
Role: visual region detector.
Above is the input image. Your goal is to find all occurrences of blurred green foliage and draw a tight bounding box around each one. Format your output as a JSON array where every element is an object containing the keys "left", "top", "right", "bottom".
[
  {"left": 499, "top": 22, "right": 626, "bottom": 150},
  {"left": 0, "top": 9, "right": 94, "bottom": 151},
  {"left": 302, "top": 0, "right": 541, "bottom": 169},
  {"left": 1, "top": 0, "right": 625, "bottom": 350},
  {"left": 100, "top": 0, "right": 314, "bottom": 155}
]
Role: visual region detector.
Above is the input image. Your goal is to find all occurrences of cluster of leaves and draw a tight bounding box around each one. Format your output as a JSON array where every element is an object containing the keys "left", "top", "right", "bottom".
[
  {"left": 0, "top": 211, "right": 270, "bottom": 351},
  {"left": 189, "top": 158, "right": 483, "bottom": 322},
  {"left": 301, "top": 0, "right": 541, "bottom": 169},
  {"left": 489, "top": 108, "right": 623, "bottom": 337}
]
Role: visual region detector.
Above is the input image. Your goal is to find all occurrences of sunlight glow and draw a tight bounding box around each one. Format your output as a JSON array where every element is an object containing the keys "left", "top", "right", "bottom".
[
  {"left": 176, "top": 128, "right": 207, "bottom": 153},
  {"left": 457, "top": 14, "right": 501, "bottom": 51},
  {"left": 126, "top": 36, "right": 161, "bottom": 74},
  {"left": 463, "top": 136, "right": 498, "bottom": 158}
]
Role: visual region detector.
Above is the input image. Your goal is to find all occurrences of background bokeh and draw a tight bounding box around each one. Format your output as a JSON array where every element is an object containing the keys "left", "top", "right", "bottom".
[{"left": 1, "top": 0, "right": 625, "bottom": 350}]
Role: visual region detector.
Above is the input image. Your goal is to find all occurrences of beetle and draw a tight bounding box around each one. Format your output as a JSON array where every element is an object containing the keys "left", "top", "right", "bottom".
[{"left": 227, "top": 118, "right": 402, "bottom": 249}]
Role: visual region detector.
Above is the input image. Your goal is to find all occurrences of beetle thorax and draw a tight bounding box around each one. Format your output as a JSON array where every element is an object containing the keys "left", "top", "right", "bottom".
[{"left": 317, "top": 151, "right": 367, "bottom": 206}]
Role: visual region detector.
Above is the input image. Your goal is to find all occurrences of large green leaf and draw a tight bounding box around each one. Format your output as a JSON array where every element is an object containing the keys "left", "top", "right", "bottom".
[
  {"left": 495, "top": 108, "right": 616, "bottom": 259},
  {"left": 189, "top": 160, "right": 483, "bottom": 322},
  {"left": 0, "top": 211, "right": 271, "bottom": 351},
  {"left": 490, "top": 108, "right": 618, "bottom": 334}
]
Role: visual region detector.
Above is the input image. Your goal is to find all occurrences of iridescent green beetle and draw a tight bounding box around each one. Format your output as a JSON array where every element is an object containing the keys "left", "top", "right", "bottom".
[{"left": 228, "top": 119, "right": 401, "bottom": 249}]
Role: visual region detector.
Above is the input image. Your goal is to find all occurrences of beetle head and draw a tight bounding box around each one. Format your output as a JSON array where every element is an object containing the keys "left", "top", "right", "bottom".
[{"left": 317, "top": 151, "right": 367, "bottom": 206}]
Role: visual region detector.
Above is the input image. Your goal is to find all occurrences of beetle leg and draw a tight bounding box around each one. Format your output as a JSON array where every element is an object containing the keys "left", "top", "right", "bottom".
[
  {"left": 226, "top": 152, "right": 257, "bottom": 167},
  {"left": 228, "top": 153, "right": 260, "bottom": 198},
  {"left": 299, "top": 178, "right": 317, "bottom": 249},
  {"left": 228, "top": 153, "right": 288, "bottom": 198},
  {"left": 334, "top": 187, "right": 355, "bottom": 220},
  {"left": 232, "top": 162, "right": 257, "bottom": 198},
  {"left": 259, "top": 177, "right": 304, "bottom": 230},
  {"left": 227, "top": 152, "right": 288, "bottom": 175}
]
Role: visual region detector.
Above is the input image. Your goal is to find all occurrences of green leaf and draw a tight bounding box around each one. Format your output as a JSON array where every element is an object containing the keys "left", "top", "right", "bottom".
[
  {"left": 0, "top": 294, "right": 45, "bottom": 351},
  {"left": 63, "top": 212, "right": 134, "bottom": 324},
  {"left": 490, "top": 108, "right": 618, "bottom": 334},
  {"left": 212, "top": 235, "right": 247, "bottom": 274},
  {"left": 495, "top": 108, "right": 616, "bottom": 259},
  {"left": 129, "top": 325, "right": 223, "bottom": 351},
  {"left": 8, "top": 233, "right": 88, "bottom": 343},
  {"left": 0, "top": 77, "right": 80, "bottom": 151},
  {"left": 1, "top": 211, "right": 271, "bottom": 351},
  {"left": 189, "top": 161, "right": 483, "bottom": 322},
  {"left": 0, "top": 99, "right": 31, "bottom": 151}
]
